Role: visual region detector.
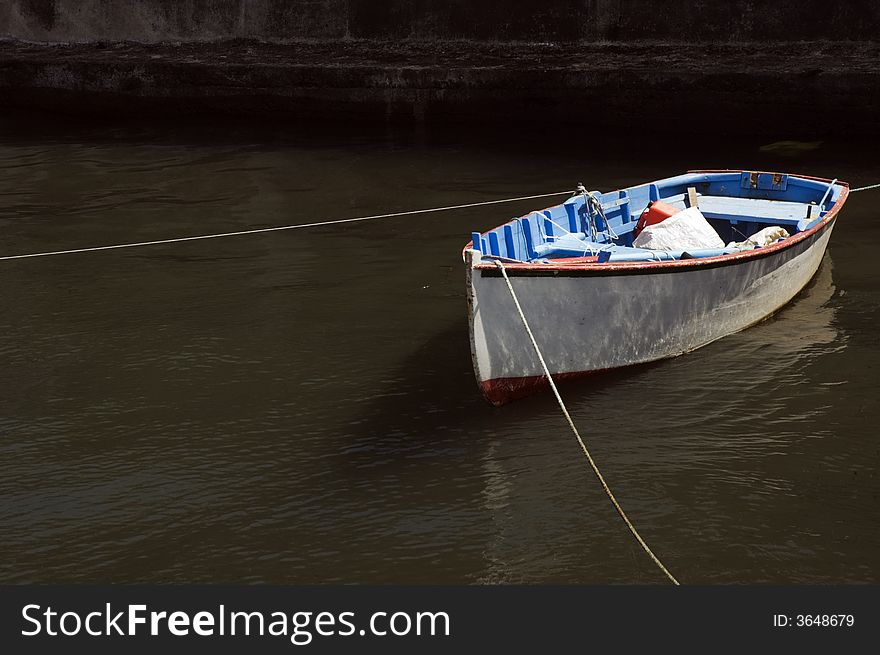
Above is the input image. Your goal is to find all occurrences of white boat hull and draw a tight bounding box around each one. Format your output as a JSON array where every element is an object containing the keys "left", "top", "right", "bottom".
[{"left": 466, "top": 218, "right": 836, "bottom": 405}]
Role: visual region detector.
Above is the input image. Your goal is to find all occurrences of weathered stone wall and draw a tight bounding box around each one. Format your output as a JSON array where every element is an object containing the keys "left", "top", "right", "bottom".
[
  {"left": 3, "top": 0, "right": 879, "bottom": 44},
  {"left": 2, "top": 2, "right": 879, "bottom": 134},
  {"left": 0, "top": 0, "right": 350, "bottom": 42}
]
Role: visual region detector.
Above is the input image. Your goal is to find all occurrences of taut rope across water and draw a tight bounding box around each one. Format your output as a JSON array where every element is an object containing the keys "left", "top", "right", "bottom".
[
  {"left": 0, "top": 191, "right": 570, "bottom": 262},
  {"left": 2, "top": 182, "right": 878, "bottom": 262}
]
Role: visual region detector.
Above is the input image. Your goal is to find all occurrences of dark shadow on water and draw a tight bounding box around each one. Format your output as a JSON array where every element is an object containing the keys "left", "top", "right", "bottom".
[
  {"left": 336, "top": 319, "right": 481, "bottom": 463},
  {"left": 339, "top": 318, "right": 668, "bottom": 467}
]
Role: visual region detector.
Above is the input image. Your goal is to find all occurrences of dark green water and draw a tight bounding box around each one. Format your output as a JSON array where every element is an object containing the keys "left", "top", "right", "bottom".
[{"left": 0, "top": 118, "right": 877, "bottom": 584}]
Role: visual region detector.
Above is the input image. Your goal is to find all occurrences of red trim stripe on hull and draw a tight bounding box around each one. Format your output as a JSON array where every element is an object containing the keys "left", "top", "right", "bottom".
[{"left": 479, "top": 367, "right": 628, "bottom": 406}]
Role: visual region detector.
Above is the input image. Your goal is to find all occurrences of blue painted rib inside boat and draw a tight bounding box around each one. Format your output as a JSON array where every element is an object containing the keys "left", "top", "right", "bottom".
[{"left": 469, "top": 172, "right": 846, "bottom": 263}]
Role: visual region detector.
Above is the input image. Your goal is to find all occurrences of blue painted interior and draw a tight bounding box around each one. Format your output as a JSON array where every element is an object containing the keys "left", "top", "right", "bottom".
[{"left": 469, "top": 172, "right": 844, "bottom": 263}]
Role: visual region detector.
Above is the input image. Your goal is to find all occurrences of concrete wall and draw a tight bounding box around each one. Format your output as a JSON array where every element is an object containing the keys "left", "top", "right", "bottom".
[
  {"left": 3, "top": 0, "right": 879, "bottom": 43},
  {"left": 0, "top": 0, "right": 350, "bottom": 42},
  {"left": 2, "top": 2, "right": 878, "bottom": 134}
]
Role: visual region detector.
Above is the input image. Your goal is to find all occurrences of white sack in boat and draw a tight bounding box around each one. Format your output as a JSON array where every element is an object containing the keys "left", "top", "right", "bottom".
[
  {"left": 726, "top": 225, "right": 790, "bottom": 251},
  {"left": 632, "top": 206, "right": 724, "bottom": 251}
]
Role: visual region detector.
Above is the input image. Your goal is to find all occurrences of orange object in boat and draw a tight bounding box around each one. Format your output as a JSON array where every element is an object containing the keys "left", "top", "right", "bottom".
[{"left": 634, "top": 200, "right": 680, "bottom": 237}]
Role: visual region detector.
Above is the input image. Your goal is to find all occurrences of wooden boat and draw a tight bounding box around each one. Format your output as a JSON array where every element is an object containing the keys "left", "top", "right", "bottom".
[{"left": 464, "top": 170, "right": 848, "bottom": 405}]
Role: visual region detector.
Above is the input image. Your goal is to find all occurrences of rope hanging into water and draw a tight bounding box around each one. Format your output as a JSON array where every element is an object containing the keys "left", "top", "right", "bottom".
[
  {"left": 493, "top": 259, "right": 680, "bottom": 585},
  {"left": 0, "top": 191, "right": 570, "bottom": 262}
]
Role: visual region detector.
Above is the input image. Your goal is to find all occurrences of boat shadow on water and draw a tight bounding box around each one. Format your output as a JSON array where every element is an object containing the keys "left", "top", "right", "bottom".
[{"left": 338, "top": 325, "right": 670, "bottom": 465}]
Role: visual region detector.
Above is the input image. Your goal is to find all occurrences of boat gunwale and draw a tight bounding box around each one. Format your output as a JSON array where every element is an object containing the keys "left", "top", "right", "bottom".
[{"left": 465, "top": 170, "right": 848, "bottom": 275}]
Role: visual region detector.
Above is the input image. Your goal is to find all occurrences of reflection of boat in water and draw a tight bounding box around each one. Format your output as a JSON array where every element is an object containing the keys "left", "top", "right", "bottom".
[
  {"left": 464, "top": 170, "right": 848, "bottom": 405},
  {"left": 727, "top": 252, "right": 840, "bottom": 362},
  {"left": 649, "top": 252, "right": 843, "bottom": 419}
]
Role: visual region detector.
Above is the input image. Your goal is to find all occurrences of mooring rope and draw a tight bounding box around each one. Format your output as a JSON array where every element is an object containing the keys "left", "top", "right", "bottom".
[
  {"left": 0, "top": 191, "right": 570, "bottom": 262},
  {"left": 493, "top": 260, "right": 680, "bottom": 585},
  {"left": 2, "top": 180, "right": 879, "bottom": 262},
  {"left": 851, "top": 182, "right": 880, "bottom": 193}
]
